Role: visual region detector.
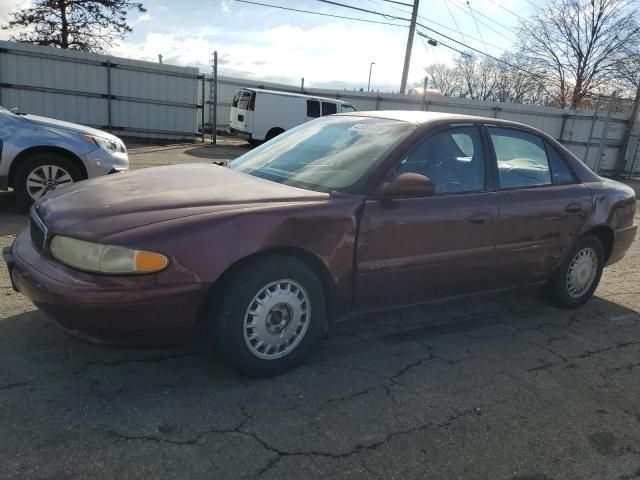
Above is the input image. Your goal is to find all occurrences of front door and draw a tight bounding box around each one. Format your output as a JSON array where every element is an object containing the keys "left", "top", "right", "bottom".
[{"left": 354, "top": 125, "right": 499, "bottom": 311}]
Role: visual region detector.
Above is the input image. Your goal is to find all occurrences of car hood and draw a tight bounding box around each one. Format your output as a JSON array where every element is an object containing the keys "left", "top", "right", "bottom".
[
  {"left": 23, "top": 113, "right": 120, "bottom": 141},
  {"left": 35, "top": 163, "right": 329, "bottom": 239}
]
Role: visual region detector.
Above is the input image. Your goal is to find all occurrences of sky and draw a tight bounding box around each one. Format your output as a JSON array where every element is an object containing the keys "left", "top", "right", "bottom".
[{"left": 0, "top": 0, "right": 539, "bottom": 92}]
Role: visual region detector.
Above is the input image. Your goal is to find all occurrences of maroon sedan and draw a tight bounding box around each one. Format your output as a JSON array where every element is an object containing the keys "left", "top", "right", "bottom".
[{"left": 3, "top": 112, "right": 637, "bottom": 376}]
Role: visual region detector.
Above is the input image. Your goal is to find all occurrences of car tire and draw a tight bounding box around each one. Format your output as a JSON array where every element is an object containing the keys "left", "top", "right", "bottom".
[
  {"left": 546, "top": 235, "right": 605, "bottom": 309},
  {"left": 210, "top": 255, "right": 326, "bottom": 377},
  {"left": 14, "top": 153, "right": 83, "bottom": 209},
  {"left": 265, "top": 128, "right": 284, "bottom": 142}
]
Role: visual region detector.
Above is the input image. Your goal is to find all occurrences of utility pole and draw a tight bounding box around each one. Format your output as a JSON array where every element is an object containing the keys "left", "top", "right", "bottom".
[
  {"left": 422, "top": 76, "right": 428, "bottom": 110},
  {"left": 209, "top": 51, "right": 218, "bottom": 145},
  {"left": 367, "top": 62, "right": 375, "bottom": 92},
  {"left": 400, "top": 0, "right": 419, "bottom": 95}
]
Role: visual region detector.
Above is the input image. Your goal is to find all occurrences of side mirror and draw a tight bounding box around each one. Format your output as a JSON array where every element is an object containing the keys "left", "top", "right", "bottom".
[{"left": 382, "top": 172, "right": 435, "bottom": 198}]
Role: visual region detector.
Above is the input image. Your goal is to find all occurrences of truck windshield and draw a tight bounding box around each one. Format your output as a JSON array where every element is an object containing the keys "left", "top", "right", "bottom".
[
  {"left": 232, "top": 90, "right": 254, "bottom": 111},
  {"left": 229, "top": 116, "right": 415, "bottom": 193}
]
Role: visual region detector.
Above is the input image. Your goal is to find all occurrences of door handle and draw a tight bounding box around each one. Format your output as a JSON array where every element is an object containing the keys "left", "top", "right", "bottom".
[
  {"left": 468, "top": 213, "right": 492, "bottom": 224},
  {"left": 565, "top": 203, "right": 583, "bottom": 214}
]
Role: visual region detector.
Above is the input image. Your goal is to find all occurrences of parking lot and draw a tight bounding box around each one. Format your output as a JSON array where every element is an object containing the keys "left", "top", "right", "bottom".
[{"left": 1, "top": 142, "right": 639, "bottom": 480}]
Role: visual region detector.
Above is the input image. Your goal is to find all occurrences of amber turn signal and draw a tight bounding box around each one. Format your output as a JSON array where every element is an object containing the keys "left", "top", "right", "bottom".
[{"left": 135, "top": 251, "right": 169, "bottom": 273}]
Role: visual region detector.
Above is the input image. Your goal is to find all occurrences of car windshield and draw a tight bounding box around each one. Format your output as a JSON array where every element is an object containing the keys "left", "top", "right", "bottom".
[{"left": 229, "top": 116, "right": 415, "bottom": 193}]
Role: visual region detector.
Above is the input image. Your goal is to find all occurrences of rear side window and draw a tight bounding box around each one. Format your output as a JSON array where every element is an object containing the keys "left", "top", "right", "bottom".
[
  {"left": 322, "top": 102, "right": 337, "bottom": 116},
  {"left": 307, "top": 100, "right": 320, "bottom": 118},
  {"left": 488, "top": 127, "right": 551, "bottom": 188}
]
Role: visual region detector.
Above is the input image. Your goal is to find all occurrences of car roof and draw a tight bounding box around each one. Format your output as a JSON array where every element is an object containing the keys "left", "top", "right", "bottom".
[
  {"left": 338, "top": 110, "right": 532, "bottom": 128},
  {"left": 243, "top": 88, "right": 352, "bottom": 104}
]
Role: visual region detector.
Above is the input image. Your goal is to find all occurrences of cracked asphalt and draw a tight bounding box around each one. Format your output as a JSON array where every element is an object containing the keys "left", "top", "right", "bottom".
[{"left": 1, "top": 143, "right": 640, "bottom": 479}]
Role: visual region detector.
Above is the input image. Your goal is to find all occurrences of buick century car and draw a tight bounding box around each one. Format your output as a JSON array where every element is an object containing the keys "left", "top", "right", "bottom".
[{"left": 3, "top": 112, "right": 637, "bottom": 376}]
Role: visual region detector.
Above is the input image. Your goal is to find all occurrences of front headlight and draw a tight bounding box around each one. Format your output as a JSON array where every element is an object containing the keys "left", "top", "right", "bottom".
[
  {"left": 50, "top": 236, "right": 168, "bottom": 274},
  {"left": 83, "top": 135, "right": 124, "bottom": 153}
]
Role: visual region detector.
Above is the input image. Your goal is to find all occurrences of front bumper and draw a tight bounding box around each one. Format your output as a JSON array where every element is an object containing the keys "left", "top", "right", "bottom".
[
  {"left": 227, "top": 126, "right": 252, "bottom": 141},
  {"left": 81, "top": 148, "right": 129, "bottom": 179},
  {"left": 4, "top": 230, "right": 208, "bottom": 342}
]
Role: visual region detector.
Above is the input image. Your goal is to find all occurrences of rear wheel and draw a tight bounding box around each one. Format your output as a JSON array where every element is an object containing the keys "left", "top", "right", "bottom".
[
  {"left": 265, "top": 128, "right": 284, "bottom": 142},
  {"left": 210, "top": 255, "right": 326, "bottom": 377},
  {"left": 546, "top": 235, "right": 605, "bottom": 309},
  {"left": 14, "top": 153, "right": 83, "bottom": 208}
]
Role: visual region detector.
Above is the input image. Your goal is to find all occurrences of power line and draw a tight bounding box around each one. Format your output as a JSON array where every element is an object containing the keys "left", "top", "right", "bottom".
[
  {"left": 485, "top": 0, "right": 527, "bottom": 22},
  {"left": 466, "top": 0, "right": 488, "bottom": 51},
  {"left": 375, "top": 0, "right": 509, "bottom": 53},
  {"left": 521, "top": 0, "right": 544, "bottom": 9},
  {"left": 314, "top": 0, "right": 410, "bottom": 21},
  {"left": 449, "top": 0, "right": 517, "bottom": 36},
  {"left": 239, "top": 0, "right": 552, "bottom": 93},
  {"left": 442, "top": 0, "right": 467, "bottom": 42},
  {"left": 415, "top": 28, "right": 554, "bottom": 89},
  {"left": 233, "top": 0, "right": 408, "bottom": 26},
  {"left": 378, "top": 0, "right": 414, "bottom": 7},
  {"left": 420, "top": 15, "right": 509, "bottom": 52}
]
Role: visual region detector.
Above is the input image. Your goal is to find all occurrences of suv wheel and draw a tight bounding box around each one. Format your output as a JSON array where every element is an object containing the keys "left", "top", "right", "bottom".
[{"left": 14, "top": 153, "right": 83, "bottom": 208}]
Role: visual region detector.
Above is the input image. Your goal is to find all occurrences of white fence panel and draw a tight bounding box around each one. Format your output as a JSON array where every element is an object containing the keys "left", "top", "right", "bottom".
[{"left": 0, "top": 41, "right": 200, "bottom": 140}]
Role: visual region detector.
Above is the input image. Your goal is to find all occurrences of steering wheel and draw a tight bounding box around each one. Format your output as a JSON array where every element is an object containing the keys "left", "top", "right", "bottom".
[{"left": 424, "top": 171, "right": 464, "bottom": 193}]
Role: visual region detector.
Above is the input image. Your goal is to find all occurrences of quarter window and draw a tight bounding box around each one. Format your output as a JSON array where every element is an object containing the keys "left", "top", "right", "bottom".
[
  {"left": 307, "top": 100, "right": 320, "bottom": 118},
  {"left": 341, "top": 104, "right": 356, "bottom": 113},
  {"left": 489, "top": 127, "right": 552, "bottom": 188},
  {"left": 546, "top": 142, "right": 575, "bottom": 185},
  {"left": 396, "top": 126, "right": 486, "bottom": 195}
]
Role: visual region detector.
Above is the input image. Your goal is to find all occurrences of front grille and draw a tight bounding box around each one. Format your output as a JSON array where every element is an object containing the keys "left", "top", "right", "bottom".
[{"left": 30, "top": 210, "right": 47, "bottom": 253}]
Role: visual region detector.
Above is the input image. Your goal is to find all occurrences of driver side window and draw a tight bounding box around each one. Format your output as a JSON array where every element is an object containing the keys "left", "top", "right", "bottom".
[{"left": 396, "top": 126, "right": 486, "bottom": 195}]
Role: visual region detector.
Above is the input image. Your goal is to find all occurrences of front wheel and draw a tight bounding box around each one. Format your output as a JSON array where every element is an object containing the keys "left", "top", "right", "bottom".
[
  {"left": 14, "top": 153, "right": 83, "bottom": 208},
  {"left": 546, "top": 235, "right": 605, "bottom": 309},
  {"left": 210, "top": 255, "right": 326, "bottom": 377}
]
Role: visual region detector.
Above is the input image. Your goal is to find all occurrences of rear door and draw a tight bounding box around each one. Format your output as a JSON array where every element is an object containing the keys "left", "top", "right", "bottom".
[{"left": 488, "top": 126, "right": 592, "bottom": 285}]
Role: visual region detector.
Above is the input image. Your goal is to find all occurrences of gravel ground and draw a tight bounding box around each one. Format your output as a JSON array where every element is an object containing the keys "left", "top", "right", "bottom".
[{"left": 1, "top": 143, "right": 639, "bottom": 480}]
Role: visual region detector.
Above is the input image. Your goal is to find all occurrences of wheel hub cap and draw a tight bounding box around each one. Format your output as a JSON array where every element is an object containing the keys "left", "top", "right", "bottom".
[
  {"left": 243, "top": 280, "right": 311, "bottom": 360},
  {"left": 566, "top": 247, "right": 597, "bottom": 299},
  {"left": 26, "top": 165, "right": 74, "bottom": 200}
]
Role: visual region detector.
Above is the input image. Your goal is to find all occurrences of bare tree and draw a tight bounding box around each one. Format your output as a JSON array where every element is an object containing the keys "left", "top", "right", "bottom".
[
  {"left": 2, "top": 0, "right": 146, "bottom": 53},
  {"left": 492, "top": 54, "right": 548, "bottom": 105},
  {"left": 614, "top": 39, "right": 640, "bottom": 93},
  {"left": 454, "top": 54, "right": 498, "bottom": 101},
  {"left": 425, "top": 63, "right": 462, "bottom": 96},
  {"left": 516, "top": 0, "right": 639, "bottom": 108}
]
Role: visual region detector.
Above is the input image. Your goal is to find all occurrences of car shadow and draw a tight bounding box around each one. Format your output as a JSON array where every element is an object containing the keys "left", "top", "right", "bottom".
[
  {"left": 1, "top": 290, "right": 638, "bottom": 395},
  {"left": 0, "top": 191, "right": 27, "bottom": 237},
  {"left": 1, "top": 287, "right": 640, "bottom": 478},
  {"left": 184, "top": 144, "right": 251, "bottom": 161}
]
